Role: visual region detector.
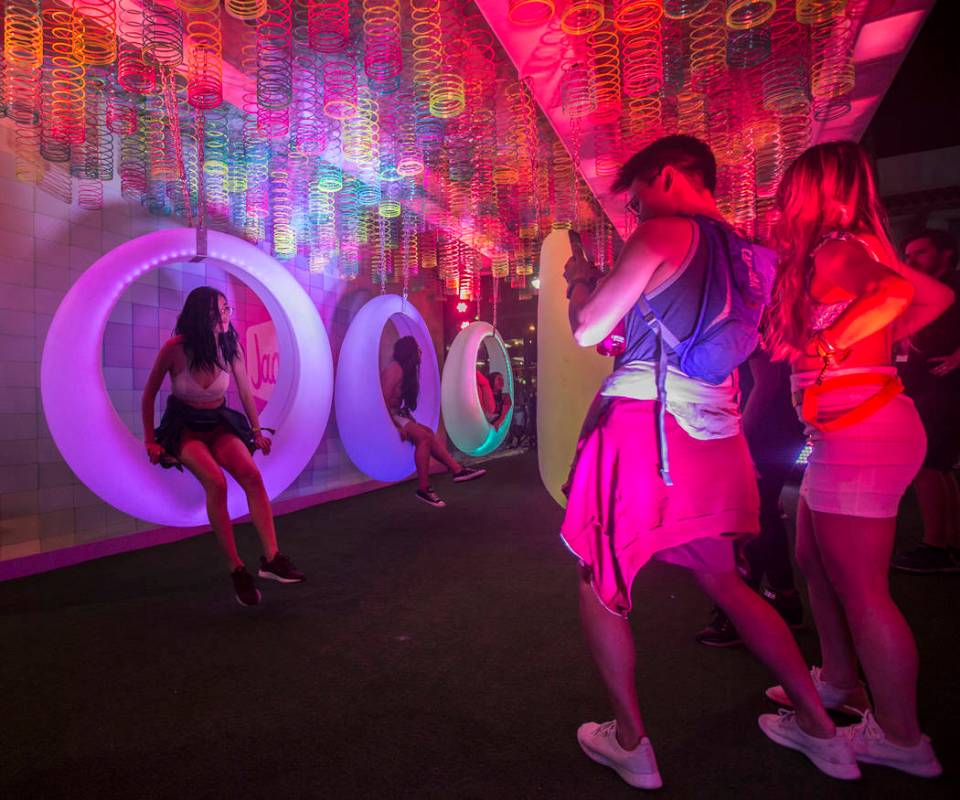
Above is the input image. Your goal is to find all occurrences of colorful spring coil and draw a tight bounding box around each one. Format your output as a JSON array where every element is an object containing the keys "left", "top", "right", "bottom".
[
  {"left": 559, "top": 60, "right": 596, "bottom": 120},
  {"left": 257, "top": 0, "right": 293, "bottom": 116},
  {"left": 724, "top": 0, "right": 776, "bottom": 30},
  {"left": 689, "top": 1, "right": 727, "bottom": 89},
  {"left": 663, "top": 0, "right": 711, "bottom": 19},
  {"left": 429, "top": 73, "right": 465, "bottom": 119},
  {"left": 614, "top": 0, "right": 663, "bottom": 33},
  {"left": 622, "top": 25, "right": 663, "bottom": 96},
  {"left": 593, "top": 122, "right": 622, "bottom": 177},
  {"left": 71, "top": 1, "right": 118, "bottom": 67},
  {"left": 341, "top": 86, "right": 378, "bottom": 164},
  {"left": 225, "top": 0, "right": 267, "bottom": 20},
  {"left": 116, "top": 1, "right": 155, "bottom": 94},
  {"left": 290, "top": 48, "right": 325, "bottom": 155},
  {"left": 508, "top": 0, "right": 555, "bottom": 26},
  {"left": 4, "top": 0, "right": 43, "bottom": 69},
  {"left": 796, "top": 0, "right": 847, "bottom": 25},
  {"left": 810, "top": 15, "right": 855, "bottom": 99},
  {"left": 119, "top": 129, "right": 147, "bottom": 200},
  {"left": 750, "top": 118, "right": 781, "bottom": 198},
  {"left": 43, "top": 8, "right": 87, "bottom": 146},
  {"left": 676, "top": 89, "right": 707, "bottom": 138},
  {"left": 560, "top": 0, "right": 605, "bottom": 36},
  {"left": 106, "top": 87, "right": 139, "bottom": 136},
  {"left": 143, "top": 0, "right": 184, "bottom": 67},
  {"left": 363, "top": 0, "right": 402, "bottom": 88},
  {"left": 587, "top": 28, "right": 622, "bottom": 124},
  {"left": 726, "top": 26, "right": 771, "bottom": 68},
  {"left": 186, "top": 5, "right": 223, "bottom": 109},
  {"left": 307, "top": 0, "right": 348, "bottom": 53},
  {"left": 323, "top": 55, "right": 358, "bottom": 119},
  {"left": 411, "top": 0, "right": 443, "bottom": 94},
  {"left": 621, "top": 94, "right": 662, "bottom": 152}
]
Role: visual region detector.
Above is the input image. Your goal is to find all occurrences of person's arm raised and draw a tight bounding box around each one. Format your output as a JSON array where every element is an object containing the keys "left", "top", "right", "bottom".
[
  {"left": 810, "top": 240, "right": 914, "bottom": 352},
  {"left": 566, "top": 218, "right": 678, "bottom": 347}
]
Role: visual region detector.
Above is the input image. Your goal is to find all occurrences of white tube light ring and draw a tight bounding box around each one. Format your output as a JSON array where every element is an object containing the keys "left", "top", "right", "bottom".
[
  {"left": 441, "top": 321, "right": 514, "bottom": 456},
  {"left": 40, "top": 228, "right": 333, "bottom": 527},
  {"left": 335, "top": 294, "right": 441, "bottom": 482}
]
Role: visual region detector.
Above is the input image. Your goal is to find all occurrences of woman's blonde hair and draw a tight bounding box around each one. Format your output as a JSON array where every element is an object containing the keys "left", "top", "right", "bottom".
[{"left": 765, "top": 140, "right": 896, "bottom": 360}]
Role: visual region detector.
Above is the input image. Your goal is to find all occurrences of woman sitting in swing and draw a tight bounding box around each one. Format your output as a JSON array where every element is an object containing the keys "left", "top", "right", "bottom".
[
  {"left": 381, "top": 336, "right": 486, "bottom": 508},
  {"left": 142, "top": 286, "right": 304, "bottom": 607}
]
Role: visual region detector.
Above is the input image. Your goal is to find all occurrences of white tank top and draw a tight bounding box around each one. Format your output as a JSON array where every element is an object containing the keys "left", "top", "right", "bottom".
[{"left": 171, "top": 367, "right": 230, "bottom": 405}]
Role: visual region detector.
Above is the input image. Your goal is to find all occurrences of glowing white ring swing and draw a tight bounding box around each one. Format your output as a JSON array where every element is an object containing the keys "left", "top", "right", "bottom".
[
  {"left": 40, "top": 228, "right": 333, "bottom": 527},
  {"left": 441, "top": 321, "right": 514, "bottom": 456},
  {"left": 335, "top": 294, "right": 441, "bottom": 482}
]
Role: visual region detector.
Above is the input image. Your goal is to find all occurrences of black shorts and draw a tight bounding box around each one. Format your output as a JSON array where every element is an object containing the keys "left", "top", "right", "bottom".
[{"left": 154, "top": 395, "right": 256, "bottom": 469}]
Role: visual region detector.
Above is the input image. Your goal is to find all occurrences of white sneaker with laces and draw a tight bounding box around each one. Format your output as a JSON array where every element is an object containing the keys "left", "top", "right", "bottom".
[
  {"left": 576, "top": 721, "right": 663, "bottom": 790},
  {"left": 843, "top": 710, "right": 942, "bottom": 778},
  {"left": 766, "top": 666, "right": 870, "bottom": 716},
  {"left": 758, "top": 710, "right": 861, "bottom": 780}
]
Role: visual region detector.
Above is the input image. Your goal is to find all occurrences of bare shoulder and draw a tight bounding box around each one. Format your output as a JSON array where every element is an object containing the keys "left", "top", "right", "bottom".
[
  {"left": 625, "top": 217, "right": 695, "bottom": 260},
  {"left": 157, "top": 336, "right": 184, "bottom": 365}
]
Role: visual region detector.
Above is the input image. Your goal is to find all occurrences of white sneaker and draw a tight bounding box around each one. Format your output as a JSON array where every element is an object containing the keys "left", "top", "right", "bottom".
[
  {"left": 576, "top": 721, "right": 663, "bottom": 790},
  {"left": 843, "top": 710, "right": 942, "bottom": 778},
  {"left": 766, "top": 666, "right": 870, "bottom": 716},
  {"left": 758, "top": 710, "right": 861, "bottom": 780}
]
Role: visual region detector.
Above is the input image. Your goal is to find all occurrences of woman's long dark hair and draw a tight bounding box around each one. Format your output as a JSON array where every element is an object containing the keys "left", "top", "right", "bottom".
[
  {"left": 393, "top": 335, "right": 420, "bottom": 411},
  {"left": 174, "top": 286, "right": 240, "bottom": 372}
]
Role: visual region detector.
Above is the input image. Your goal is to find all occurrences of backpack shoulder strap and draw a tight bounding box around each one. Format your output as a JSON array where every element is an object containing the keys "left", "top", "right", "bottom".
[{"left": 636, "top": 294, "right": 682, "bottom": 352}]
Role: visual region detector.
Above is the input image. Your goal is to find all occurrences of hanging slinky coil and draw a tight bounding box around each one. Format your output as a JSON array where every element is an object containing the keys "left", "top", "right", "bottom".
[
  {"left": 613, "top": 0, "right": 663, "bottom": 33},
  {"left": 508, "top": 0, "right": 556, "bottom": 27},
  {"left": 724, "top": 0, "right": 776, "bottom": 31},
  {"left": 560, "top": 1, "right": 605, "bottom": 36},
  {"left": 307, "top": 0, "right": 349, "bottom": 52}
]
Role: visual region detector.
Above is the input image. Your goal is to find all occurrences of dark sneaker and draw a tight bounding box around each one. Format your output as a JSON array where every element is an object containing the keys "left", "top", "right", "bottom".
[
  {"left": 452, "top": 465, "right": 487, "bottom": 483},
  {"left": 259, "top": 552, "right": 306, "bottom": 583},
  {"left": 415, "top": 487, "right": 446, "bottom": 508},
  {"left": 765, "top": 588, "right": 804, "bottom": 628},
  {"left": 892, "top": 545, "right": 960, "bottom": 574},
  {"left": 695, "top": 606, "right": 743, "bottom": 648},
  {"left": 231, "top": 566, "right": 261, "bottom": 607}
]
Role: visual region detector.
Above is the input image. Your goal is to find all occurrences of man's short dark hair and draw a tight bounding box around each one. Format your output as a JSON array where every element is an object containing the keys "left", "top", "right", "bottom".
[
  {"left": 903, "top": 228, "right": 959, "bottom": 270},
  {"left": 611, "top": 135, "right": 717, "bottom": 195}
]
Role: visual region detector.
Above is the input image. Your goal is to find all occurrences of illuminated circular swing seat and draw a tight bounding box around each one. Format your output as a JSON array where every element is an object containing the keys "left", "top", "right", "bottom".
[
  {"left": 335, "top": 294, "right": 441, "bottom": 482},
  {"left": 40, "top": 228, "right": 333, "bottom": 527},
  {"left": 441, "top": 321, "right": 514, "bottom": 456}
]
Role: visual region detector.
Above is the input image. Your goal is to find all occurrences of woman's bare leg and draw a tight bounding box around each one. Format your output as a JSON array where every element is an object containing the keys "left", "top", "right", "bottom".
[
  {"left": 794, "top": 499, "right": 861, "bottom": 691},
  {"left": 812, "top": 510, "right": 922, "bottom": 745},
  {"left": 210, "top": 434, "right": 278, "bottom": 561},
  {"left": 696, "top": 568, "right": 835, "bottom": 738},
  {"left": 578, "top": 574, "right": 647, "bottom": 749},
  {"left": 178, "top": 440, "right": 240, "bottom": 570}
]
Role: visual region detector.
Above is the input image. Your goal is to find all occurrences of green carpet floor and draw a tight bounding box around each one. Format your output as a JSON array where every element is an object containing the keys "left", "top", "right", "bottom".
[{"left": 1, "top": 451, "right": 957, "bottom": 799}]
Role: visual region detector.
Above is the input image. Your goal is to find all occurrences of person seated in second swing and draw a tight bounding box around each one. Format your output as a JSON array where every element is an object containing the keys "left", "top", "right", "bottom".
[
  {"left": 381, "top": 336, "right": 486, "bottom": 508},
  {"left": 477, "top": 369, "right": 512, "bottom": 430}
]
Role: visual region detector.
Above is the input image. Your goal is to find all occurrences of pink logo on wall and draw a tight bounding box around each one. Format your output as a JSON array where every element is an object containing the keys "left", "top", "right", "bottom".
[{"left": 246, "top": 320, "right": 279, "bottom": 409}]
